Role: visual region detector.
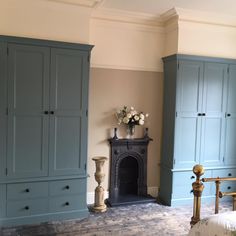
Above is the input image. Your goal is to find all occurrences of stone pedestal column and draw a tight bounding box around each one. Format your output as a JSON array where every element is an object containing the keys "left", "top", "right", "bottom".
[{"left": 92, "top": 156, "right": 107, "bottom": 213}]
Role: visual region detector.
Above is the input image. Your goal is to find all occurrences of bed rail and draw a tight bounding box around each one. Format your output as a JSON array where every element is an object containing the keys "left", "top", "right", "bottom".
[{"left": 190, "top": 165, "right": 236, "bottom": 227}]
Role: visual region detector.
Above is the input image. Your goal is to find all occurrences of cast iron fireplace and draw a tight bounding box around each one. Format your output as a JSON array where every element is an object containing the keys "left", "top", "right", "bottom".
[{"left": 107, "top": 128, "right": 154, "bottom": 206}]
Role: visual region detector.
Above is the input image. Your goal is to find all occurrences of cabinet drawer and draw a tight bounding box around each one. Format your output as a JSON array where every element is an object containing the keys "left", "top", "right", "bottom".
[
  {"left": 172, "top": 171, "right": 212, "bottom": 199},
  {"left": 49, "top": 179, "right": 85, "bottom": 196},
  {"left": 7, "top": 182, "right": 48, "bottom": 200},
  {"left": 172, "top": 172, "right": 194, "bottom": 199},
  {"left": 7, "top": 198, "right": 48, "bottom": 217},
  {"left": 219, "top": 181, "right": 236, "bottom": 192},
  {"left": 49, "top": 195, "right": 86, "bottom": 213},
  {"left": 212, "top": 169, "right": 236, "bottom": 178}
]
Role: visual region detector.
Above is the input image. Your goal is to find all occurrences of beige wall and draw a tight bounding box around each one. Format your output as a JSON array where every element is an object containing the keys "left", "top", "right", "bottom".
[
  {"left": 88, "top": 68, "right": 163, "bottom": 194},
  {"left": 178, "top": 20, "right": 236, "bottom": 58},
  {"left": 90, "top": 17, "right": 165, "bottom": 72},
  {"left": 0, "top": 0, "right": 91, "bottom": 43}
]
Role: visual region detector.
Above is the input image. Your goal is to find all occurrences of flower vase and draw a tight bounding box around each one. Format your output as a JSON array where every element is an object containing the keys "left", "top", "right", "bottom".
[{"left": 127, "top": 124, "right": 135, "bottom": 139}]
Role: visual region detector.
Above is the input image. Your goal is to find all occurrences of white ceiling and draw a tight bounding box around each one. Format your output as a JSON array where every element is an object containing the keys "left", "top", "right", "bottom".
[{"left": 98, "top": 0, "right": 236, "bottom": 16}]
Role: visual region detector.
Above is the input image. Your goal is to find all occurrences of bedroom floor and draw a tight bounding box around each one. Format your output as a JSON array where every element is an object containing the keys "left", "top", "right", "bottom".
[{"left": 0, "top": 201, "right": 231, "bottom": 236}]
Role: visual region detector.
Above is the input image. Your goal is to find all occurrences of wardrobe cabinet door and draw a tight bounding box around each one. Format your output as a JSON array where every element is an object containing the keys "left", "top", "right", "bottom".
[
  {"left": 7, "top": 44, "right": 50, "bottom": 178},
  {"left": 174, "top": 60, "right": 203, "bottom": 168},
  {"left": 200, "top": 63, "right": 227, "bottom": 167},
  {"left": 49, "top": 48, "right": 89, "bottom": 176},
  {"left": 0, "top": 42, "right": 7, "bottom": 178},
  {"left": 225, "top": 64, "right": 236, "bottom": 165}
]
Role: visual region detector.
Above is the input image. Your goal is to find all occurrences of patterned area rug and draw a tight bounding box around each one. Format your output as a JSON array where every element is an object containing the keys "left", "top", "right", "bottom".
[{"left": 0, "top": 202, "right": 232, "bottom": 236}]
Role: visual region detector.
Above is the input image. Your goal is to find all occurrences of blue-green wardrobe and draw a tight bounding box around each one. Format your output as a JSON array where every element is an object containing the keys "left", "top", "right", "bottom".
[
  {"left": 160, "top": 54, "right": 236, "bottom": 206},
  {"left": 0, "top": 35, "right": 93, "bottom": 226}
]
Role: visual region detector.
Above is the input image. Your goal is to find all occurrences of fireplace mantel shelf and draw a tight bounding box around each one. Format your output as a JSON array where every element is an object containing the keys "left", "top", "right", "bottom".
[{"left": 108, "top": 137, "right": 153, "bottom": 145}]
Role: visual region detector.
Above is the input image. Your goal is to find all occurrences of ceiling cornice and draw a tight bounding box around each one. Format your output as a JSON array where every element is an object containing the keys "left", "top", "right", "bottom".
[
  {"left": 92, "top": 8, "right": 163, "bottom": 27},
  {"left": 44, "top": 1, "right": 236, "bottom": 28},
  {"left": 46, "top": 0, "right": 103, "bottom": 8},
  {"left": 175, "top": 7, "right": 236, "bottom": 27},
  {"left": 160, "top": 8, "right": 178, "bottom": 23}
]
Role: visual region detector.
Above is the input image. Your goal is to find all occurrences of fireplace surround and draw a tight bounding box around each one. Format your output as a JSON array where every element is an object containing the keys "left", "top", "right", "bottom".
[{"left": 107, "top": 129, "right": 155, "bottom": 206}]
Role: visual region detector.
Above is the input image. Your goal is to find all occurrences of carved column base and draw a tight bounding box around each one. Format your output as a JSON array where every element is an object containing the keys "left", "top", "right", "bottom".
[{"left": 92, "top": 186, "right": 107, "bottom": 213}]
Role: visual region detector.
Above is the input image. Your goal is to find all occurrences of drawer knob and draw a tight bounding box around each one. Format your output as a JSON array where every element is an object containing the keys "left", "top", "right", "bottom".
[
  {"left": 65, "top": 185, "right": 70, "bottom": 190},
  {"left": 191, "top": 176, "right": 195, "bottom": 179},
  {"left": 65, "top": 202, "right": 70, "bottom": 206},
  {"left": 228, "top": 186, "right": 231, "bottom": 190},
  {"left": 24, "top": 206, "right": 29, "bottom": 210},
  {"left": 228, "top": 173, "right": 232, "bottom": 177},
  {"left": 25, "top": 188, "right": 30, "bottom": 193}
]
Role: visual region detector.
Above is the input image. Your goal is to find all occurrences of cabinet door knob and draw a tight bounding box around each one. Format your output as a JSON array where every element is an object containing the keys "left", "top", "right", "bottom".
[
  {"left": 228, "top": 186, "right": 231, "bottom": 190},
  {"left": 65, "top": 202, "right": 70, "bottom": 206},
  {"left": 44, "top": 111, "right": 49, "bottom": 114},
  {"left": 65, "top": 185, "right": 70, "bottom": 190},
  {"left": 190, "top": 176, "right": 195, "bottom": 179},
  {"left": 227, "top": 114, "right": 231, "bottom": 117},
  {"left": 228, "top": 173, "right": 232, "bottom": 176},
  {"left": 50, "top": 111, "right": 54, "bottom": 115},
  {"left": 25, "top": 188, "right": 30, "bottom": 193},
  {"left": 24, "top": 206, "right": 29, "bottom": 210},
  {"left": 202, "top": 113, "right": 206, "bottom": 116},
  {"left": 198, "top": 113, "right": 202, "bottom": 116}
]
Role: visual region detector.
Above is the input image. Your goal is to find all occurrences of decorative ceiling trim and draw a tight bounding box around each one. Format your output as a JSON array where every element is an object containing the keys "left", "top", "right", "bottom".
[
  {"left": 46, "top": 0, "right": 103, "bottom": 8},
  {"left": 90, "top": 62, "right": 163, "bottom": 73},
  {"left": 176, "top": 7, "right": 236, "bottom": 28},
  {"left": 92, "top": 8, "right": 163, "bottom": 27},
  {"left": 160, "top": 8, "right": 178, "bottom": 23},
  {"left": 91, "top": 18, "right": 165, "bottom": 34}
]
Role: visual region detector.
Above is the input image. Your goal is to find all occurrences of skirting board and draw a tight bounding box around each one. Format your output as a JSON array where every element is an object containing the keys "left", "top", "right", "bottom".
[{"left": 87, "top": 187, "right": 158, "bottom": 204}]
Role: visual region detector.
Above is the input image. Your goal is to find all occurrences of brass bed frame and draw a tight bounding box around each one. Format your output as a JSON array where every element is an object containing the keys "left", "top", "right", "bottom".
[{"left": 190, "top": 165, "right": 236, "bottom": 227}]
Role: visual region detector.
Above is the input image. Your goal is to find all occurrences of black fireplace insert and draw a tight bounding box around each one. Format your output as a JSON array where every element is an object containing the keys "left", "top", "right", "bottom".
[{"left": 106, "top": 128, "right": 155, "bottom": 206}]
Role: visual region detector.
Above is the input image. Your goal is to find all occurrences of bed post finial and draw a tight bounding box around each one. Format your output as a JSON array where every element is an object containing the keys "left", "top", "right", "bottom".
[{"left": 190, "top": 164, "right": 205, "bottom": 227}]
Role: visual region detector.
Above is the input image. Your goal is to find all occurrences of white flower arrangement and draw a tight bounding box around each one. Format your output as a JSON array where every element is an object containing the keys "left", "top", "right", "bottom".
[{"left": 116, "top": 106, "right": 149, "bottom": 126}]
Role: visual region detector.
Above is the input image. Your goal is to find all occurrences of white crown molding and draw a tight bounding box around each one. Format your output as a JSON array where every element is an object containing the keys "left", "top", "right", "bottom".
[
  {"left": 176, "top": 7, "right": 236, "bottom": 28},
  {"left": 91, "top": 18, "right": 165, "bottom": 34},
  {"left": 45, "top": 0, "right": 103, "bottom": 8},
  {"left": 160, "top": 8, "right": 178, "bottom": 23},
  {"left": 159, "top": 8, "right": 179, "bottom": 33},
  {"left": 90, "top": 63, "right": 163, "bottom": 73},
  {"left": 91, "top": 6, "right": 236, "bottom": 30},
  {"left": 92, "top": 7, "right": 163, "bottom": 27},
  {"left": 160, "top": 7, "right": 236, "bottom": 28}
]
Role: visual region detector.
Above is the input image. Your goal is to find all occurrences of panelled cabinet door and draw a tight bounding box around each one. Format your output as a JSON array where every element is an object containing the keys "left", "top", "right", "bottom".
[
  {"left": 225, "top": 64, "right": 236, "bottom": 165},
  {"left": 174, "top": 60, "right": 203, "bottom": 168},
  {"left": 0, "top": 42, "right": 7, "bottom": 178},
  {"left": 49, "top": 48, "right": 89, "bottom": 176},
  {"left": 200, "top": 63, "right": 227, "bottom": 166},
  {"left": 7, "top": 44, "right": 50, "bottom": 178}
]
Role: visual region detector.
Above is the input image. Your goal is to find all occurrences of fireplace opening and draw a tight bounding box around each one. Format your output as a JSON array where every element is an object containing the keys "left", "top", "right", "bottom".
[{"left": 118, "top": 156, "right": 138, "bottom": 195}]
